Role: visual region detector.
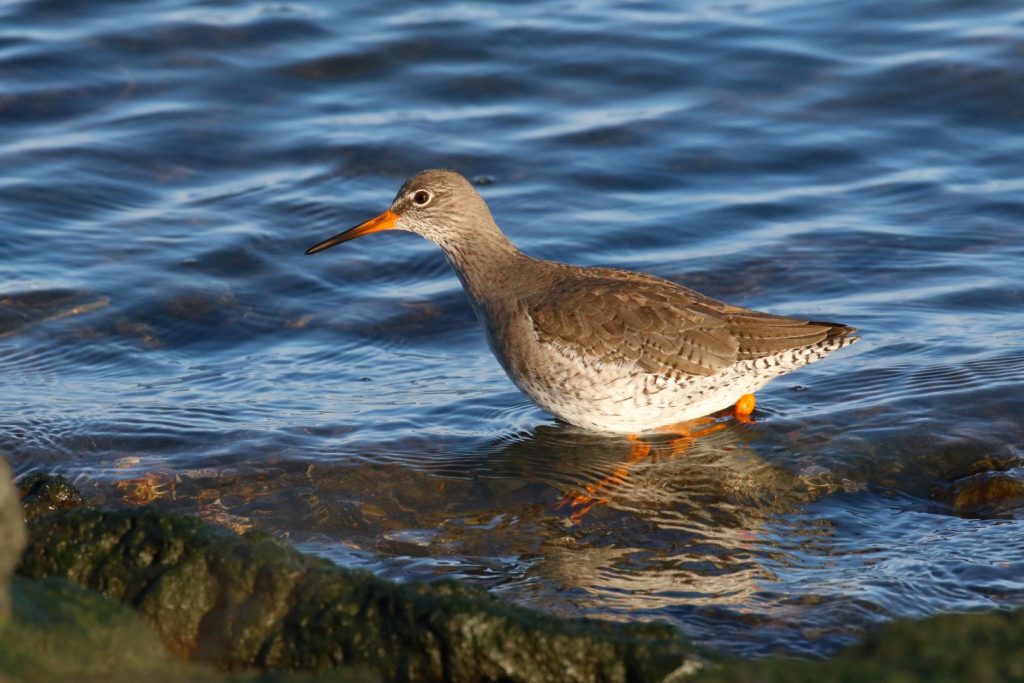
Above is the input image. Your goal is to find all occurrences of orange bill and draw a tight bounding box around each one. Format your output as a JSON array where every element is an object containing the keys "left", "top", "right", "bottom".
[{"left": 305, "top": 209, "right": 399, "bottom": 255}]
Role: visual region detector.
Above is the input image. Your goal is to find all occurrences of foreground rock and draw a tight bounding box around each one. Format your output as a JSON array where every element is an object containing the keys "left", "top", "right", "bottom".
[
  {"left": 11, "top": 471, "right": 1024, "bottom": 683},
  {"left": 19, "top": 506, "right": 697, "bottom": 683},
  {"left": 694, "top": 608, "right": 1024, "bottom": 683},
  {"left": 1, "top": 576, "right": 212, "bottom": 683},
  {"left": 0, "top": 459, "right": 26, "bottom": 621},
  {"left": 2, "top": 574, "right": 380, "bottom": 683}
]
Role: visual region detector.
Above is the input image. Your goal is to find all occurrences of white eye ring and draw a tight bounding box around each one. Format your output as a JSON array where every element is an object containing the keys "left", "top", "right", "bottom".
[{"left": 412, "top": 190, "right": 432, "bottom": 206}]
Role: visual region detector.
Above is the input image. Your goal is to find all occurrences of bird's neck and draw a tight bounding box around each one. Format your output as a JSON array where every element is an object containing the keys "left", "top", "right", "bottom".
[{"left": 434, "top": 220, "right": 527, "bottom": 314}]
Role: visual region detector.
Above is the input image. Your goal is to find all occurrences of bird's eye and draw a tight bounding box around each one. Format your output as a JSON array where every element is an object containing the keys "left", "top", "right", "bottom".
[{"left": 413, "top": 190, "right": 431, "bottom": 206}]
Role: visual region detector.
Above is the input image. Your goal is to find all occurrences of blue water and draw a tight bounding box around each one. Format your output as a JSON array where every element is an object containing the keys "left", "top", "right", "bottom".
[{"left": 3, "top": 0, "right": 1024, "bottom": 658}]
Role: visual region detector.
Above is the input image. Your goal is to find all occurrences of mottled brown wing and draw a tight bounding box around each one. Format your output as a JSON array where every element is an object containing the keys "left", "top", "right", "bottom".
[
  {"left": 716, "top": 304, "right": 856, "bottom": 361},
  {"left": 526, "top": 270, "right": 853, "bottom": 379}
]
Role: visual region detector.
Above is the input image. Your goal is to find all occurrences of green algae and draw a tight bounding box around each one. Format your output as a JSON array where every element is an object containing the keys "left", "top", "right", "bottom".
[
  {"left": 19, "top": 508, "right": 698, "bottom": 682},
  {"left": 696, "top": 609, "right": 1024, "bottom": 683}
]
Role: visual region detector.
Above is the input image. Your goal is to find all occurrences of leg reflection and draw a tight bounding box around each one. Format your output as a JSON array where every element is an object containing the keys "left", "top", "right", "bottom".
[{"left": 556, "top": 414, "right": 734, "bottom": 523}]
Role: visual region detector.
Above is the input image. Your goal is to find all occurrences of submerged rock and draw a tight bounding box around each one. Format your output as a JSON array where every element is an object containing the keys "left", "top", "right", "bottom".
[
  {"left": 17, "top": 472, "right": 89, "bottom": 520},
  {"left": 933, "top": 469, "right": 1024, "bottom": 516},
  {"left": 19, "top": 507, "right": 698, "bottom": 682}
]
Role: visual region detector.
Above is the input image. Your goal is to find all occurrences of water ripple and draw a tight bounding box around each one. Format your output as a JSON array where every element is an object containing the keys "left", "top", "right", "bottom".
[{"left": 2, "top": 0, "right": 1024, "bottom": 658}]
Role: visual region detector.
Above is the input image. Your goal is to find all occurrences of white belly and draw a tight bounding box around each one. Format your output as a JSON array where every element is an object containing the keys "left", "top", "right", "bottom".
[
  {"left": 517, "top": 362, "right": 769, "bottom": 433},
  {"left": 505, "top": 338, "right": 853, "bottom": 433}
]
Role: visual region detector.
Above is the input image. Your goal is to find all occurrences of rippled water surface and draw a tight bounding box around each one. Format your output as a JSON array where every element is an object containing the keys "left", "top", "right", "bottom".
[{"left": 3, "top": 0, "right": 1024, "bottom": 658}]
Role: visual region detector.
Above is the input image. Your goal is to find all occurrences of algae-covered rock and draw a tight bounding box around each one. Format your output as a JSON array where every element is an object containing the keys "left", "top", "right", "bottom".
[
  {"left": 17, "top": 472, "right": 89, "bottom": 520},
  {"left": 0, "top": 458, "right": 26, "bottom": 622},
  {"left": 20, "top": 507, "right": 698, "bottom": 682},
  {"left": 0, "top": 576, "right": 192, "bottom": 683},
  {"left": 696, "top": 608, "right": 1024, "bottom": 683},
  {"left": 0, "top": 576, "right": 380, "bottom": 683}
]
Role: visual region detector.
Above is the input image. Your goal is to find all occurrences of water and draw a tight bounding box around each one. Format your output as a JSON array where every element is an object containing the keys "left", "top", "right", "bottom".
[{"left": 3, "top": 0, "right": 1024, "bottom": 659}]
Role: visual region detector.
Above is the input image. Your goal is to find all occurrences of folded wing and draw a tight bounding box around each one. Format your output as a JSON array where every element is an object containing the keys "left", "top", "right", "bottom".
[{"left": 526, "top": 270, "right": 854, "bottom": 380}]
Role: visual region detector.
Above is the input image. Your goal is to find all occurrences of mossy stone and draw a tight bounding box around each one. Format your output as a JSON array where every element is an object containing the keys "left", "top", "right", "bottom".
[{"left": 20, "top": 507, "right": 698, "bottom": 682}]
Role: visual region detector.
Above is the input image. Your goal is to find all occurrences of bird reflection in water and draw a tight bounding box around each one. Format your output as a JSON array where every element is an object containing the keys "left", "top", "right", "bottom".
[
  {"left": 555, "top": 404, "right": 758, "bottom": 523},
  {"left": 490, "top": 416, "right": 828, "bottom": 615}
]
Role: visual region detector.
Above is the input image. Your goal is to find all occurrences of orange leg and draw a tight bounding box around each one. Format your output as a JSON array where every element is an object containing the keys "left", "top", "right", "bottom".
[
  {"left": 652, "top": 415, "right": 726, "bottom": 457},
  {"left": 660, "top": 415, "right": 727, "bottom": 444},
  {"left": 734, "top": 393, "right": 756, "bottom": 423}
]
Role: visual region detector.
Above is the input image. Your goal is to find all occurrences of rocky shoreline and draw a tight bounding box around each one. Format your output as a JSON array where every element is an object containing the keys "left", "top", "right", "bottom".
[{"left": 2, "top": 461, "right": 1021, "bottom": 683}]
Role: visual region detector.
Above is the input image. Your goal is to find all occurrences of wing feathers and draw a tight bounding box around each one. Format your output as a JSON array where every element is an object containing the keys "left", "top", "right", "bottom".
[{"left": 526, "top": 270, "right": 855, "bottom": 379}]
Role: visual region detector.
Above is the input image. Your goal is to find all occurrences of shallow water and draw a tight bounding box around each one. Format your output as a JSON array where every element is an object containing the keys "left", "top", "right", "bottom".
[{"left": 3, "top": 0, "right": 1024, "bottom": 658}]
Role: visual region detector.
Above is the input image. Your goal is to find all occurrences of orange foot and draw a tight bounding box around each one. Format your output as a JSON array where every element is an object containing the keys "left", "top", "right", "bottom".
[
  {"left": 658, "top": 415, "right": 727, "bottom": 455},
  {"left": 734, "top": 393, "right": 756, "bottom": 423}
]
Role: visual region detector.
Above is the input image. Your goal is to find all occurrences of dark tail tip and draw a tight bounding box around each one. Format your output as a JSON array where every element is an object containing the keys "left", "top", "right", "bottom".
[{"left": 809, "top": 321, "right": 858, "bottom": 340}]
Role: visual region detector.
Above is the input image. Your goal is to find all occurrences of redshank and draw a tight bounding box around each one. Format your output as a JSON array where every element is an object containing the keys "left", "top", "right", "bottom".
[{"left": 306, "top": 170, "right": 858, "bottom": 433}]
